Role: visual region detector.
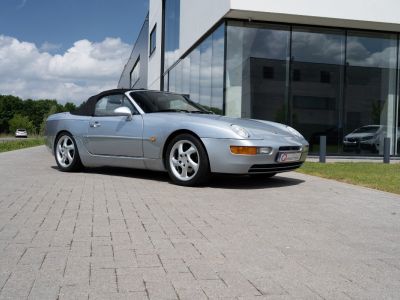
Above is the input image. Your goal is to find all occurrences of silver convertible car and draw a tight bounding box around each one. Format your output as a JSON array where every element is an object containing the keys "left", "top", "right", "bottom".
[{"left": 45, "top": 89, "right": 308, "bottom": 186}]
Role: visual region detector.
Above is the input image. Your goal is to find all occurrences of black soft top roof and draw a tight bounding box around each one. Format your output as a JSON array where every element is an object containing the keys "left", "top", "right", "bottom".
[{"left": 71, "top": 89, "right": 132, "bottom": 116}]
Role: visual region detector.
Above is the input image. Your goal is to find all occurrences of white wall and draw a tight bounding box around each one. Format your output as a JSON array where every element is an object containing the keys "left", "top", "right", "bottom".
[
  {"left": 148, "top": 0, "right": 163, "bottom": 89},
  {"left": 229, "top": 0, "right": 400, "bottom": 32},
  {"left": 179, "top": 0, "right": 230, "bottom": 56}
]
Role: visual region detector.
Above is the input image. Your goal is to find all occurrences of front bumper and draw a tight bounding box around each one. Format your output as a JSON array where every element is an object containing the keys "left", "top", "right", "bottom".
[{"left": 201, "top": 137, "right": 308, "bottom": 174}]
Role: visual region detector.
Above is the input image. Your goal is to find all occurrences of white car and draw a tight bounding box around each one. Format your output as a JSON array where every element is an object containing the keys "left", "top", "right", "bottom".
[
  {"left": 15, "top": 128, "right": 28, "bottom": 138},
  {"left": 343, "top": 125, "right": 399, "bottom": 153}
]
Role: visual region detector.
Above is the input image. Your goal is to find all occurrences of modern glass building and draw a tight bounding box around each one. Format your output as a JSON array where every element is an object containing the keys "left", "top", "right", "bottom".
[{"left": 119, "top": 0, "right": 400, "bottom": 156}]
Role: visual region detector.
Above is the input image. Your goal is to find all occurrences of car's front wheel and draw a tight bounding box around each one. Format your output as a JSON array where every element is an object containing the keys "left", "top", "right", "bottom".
[
  {"left": 54, "top": 132, "right": 82, "bottom": 172},
  {"left": 166, "top": 134, "right": 210, "bottom": 186}
]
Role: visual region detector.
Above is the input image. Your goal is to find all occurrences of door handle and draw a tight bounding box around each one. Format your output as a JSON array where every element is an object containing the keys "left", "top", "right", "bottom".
[{"left": 90, "top": 121, "right": 101, "bottom": 128}]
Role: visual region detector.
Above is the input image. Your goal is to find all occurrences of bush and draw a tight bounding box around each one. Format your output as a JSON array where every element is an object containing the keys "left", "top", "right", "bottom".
[{"left": 9, "top": 114, "right": 36, "bottom": 135}]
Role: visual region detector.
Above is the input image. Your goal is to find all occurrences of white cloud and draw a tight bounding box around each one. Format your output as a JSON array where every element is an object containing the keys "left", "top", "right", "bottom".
[
  {"left": 0, "top": 35, "right": 131, "bottom": 104},
  {"left": 40, "top": 41, "right": 62, "bottom": 53}
]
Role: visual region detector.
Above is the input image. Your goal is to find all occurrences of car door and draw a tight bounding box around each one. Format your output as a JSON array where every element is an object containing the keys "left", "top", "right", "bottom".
[{"left": 84, "top": 93, "right": 143, "bottom": 157}]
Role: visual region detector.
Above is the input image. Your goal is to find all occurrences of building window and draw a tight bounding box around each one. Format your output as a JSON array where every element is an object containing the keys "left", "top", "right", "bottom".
[
  {"left": 344, "top": 31, "right": 398, "bottom": 155},
  {"left": 164, "top": 24, "right": 224, "bottom": 115},
  {"left": 226, "top": 22, "right": 290, "bottom": 120},
  {"left": 292, "top": 69, "right": 301, "bottom": 81},
  {"left": 150, "top": 24, "right": 157, "bottom": 56},
  {"left": 291, "top": 26, "right": 345, "bottom": 154},
  {"left": 263, "top": 67, "right": 274, "bottom": 79},
  {"left": 320, "top": 71, "right": 331, "bottom": 83},
  {"left": 130, "top": 57, "right": 140, "bottom": 88},
  {"left": 225, "top": 20, "right": 400, "bottom": 156},
  {"left": 164, "top": 0, "right": 180, "bottom": 70}
]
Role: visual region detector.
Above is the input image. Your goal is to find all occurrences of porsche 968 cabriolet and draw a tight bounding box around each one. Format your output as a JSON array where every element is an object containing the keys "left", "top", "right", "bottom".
[{"left": 45, "top": 89, "right": 309, "bottom": 186}]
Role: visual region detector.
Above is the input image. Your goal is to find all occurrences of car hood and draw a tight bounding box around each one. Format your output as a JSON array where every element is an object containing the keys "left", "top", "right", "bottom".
[
  {"left": 156, "top": 113, "right": 301, "bottom": 139},
  {"left": 344, "top": 132, "right": 375, "bottom": 139}
]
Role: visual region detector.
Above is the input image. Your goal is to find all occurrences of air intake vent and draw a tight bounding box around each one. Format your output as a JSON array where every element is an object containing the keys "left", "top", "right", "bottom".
[
  {"left": 248, "top": 162, "right": 303, "bottom": 173},
  {"left": 279, "top": 146, "right": 301, "bottom": 151}
]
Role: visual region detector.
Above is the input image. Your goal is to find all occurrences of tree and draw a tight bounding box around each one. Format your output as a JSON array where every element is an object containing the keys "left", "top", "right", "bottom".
[
  {"left": 9, "top": 114, "right": 36, "bottom": 135},
  {"left": 64, "top": 102, "right": 77, "bottom": 112},
  {"left": 0, "top": 95, "right": 24, "bottom": 133},
  {"left": 39, "top": 105, "right": 58, "bottom": 136},
  {"left": 0, "top": 94, "right": 78, "bottom": 135}
]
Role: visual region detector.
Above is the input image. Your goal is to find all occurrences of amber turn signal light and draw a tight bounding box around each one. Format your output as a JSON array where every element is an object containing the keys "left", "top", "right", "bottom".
[{"left": 230, "top": 146, "right": 258, "bottom": 155}]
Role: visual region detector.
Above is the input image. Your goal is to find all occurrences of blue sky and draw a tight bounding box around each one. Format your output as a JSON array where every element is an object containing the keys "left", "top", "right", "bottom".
[
  {"left": 0, "top": 0, "right": 148, "bottom": 53},
  {"left": 0, "top": 0, "right": 148, "bottom": 103}
]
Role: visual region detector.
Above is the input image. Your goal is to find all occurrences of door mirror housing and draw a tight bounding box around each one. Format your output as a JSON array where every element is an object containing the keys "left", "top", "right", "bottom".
[{"left": 113, "top": 106, "right": 133, "bottom": 120}]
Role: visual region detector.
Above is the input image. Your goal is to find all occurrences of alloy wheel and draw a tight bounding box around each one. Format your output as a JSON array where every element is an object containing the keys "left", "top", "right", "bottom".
[
  {"left": 169, "top": 140, "right": 200, "bottom": 181},
  {"left": 56, "top": 135, "right": 75, "bottom": 168}
]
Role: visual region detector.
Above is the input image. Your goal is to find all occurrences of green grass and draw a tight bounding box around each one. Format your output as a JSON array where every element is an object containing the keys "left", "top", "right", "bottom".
[
  {"left": 298, "top": 162, "right": 400, "bottom": 195},
  {"left": 0, "top": 138, "right": 45, "bottom": 153}
]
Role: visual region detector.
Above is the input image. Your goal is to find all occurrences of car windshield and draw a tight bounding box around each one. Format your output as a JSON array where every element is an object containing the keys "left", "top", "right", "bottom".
[
  {"left": 353, "top": 126, "right": 380, "bottom": 134},
  {"left": 130, "top": 91, "right": 210, "bottom": 114}
]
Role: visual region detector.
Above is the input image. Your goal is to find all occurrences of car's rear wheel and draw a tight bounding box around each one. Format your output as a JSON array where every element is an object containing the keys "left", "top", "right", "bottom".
[
  {"left": 55, "top": 133, "right": 82, "bottom": 172},
  {"left": 166, "top": 134, "right": 210, "bottom": 186}
]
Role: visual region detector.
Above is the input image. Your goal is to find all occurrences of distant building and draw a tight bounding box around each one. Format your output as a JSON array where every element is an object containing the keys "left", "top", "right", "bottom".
[{"left": 119, "top": 0, "right": 400, "bottom": 156}]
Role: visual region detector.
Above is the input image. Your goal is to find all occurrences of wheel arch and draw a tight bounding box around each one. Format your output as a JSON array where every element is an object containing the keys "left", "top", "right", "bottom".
[{"left": 162, "top": 129, "right": 210, "bottom": 170}]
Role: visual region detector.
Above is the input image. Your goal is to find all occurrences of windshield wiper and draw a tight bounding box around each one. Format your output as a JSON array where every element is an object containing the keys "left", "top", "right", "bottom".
[
  {"left": 190, "top": 111, "right": 213, "bottom": 114},
  {"left": 157, "top": 109, "right": 191, "bottom": 113}
]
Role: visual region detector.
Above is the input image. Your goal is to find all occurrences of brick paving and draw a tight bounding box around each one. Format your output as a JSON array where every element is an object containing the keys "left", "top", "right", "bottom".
[{"left": 0, "top": 146, "right": 400, "bottom": 299}]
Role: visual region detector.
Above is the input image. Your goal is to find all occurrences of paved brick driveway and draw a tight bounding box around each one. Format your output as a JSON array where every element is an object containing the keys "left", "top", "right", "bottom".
[{"left": 0, "top": 146, "right": 400, "bottom": 299}]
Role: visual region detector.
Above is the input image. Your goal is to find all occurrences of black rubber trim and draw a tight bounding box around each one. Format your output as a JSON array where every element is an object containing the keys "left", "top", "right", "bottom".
[{"left": 248, "top": 162, "right": 303, "bottom": 173}]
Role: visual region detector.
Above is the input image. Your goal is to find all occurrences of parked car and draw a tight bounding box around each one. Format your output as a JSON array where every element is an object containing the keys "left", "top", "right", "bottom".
[
  {"left": 45, "top": 89, "right": 308, "bottom": 186},
  {"left": 343, "top": 125, "right": 400, "bottom": 153},
  {"left": 15, "top": 128, "right": 28, "bottom": 138}
]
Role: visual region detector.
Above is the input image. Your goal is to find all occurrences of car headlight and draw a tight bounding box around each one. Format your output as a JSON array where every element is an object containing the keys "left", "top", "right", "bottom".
[
  {"left": 286, "top": 126, "right": 303, "bottom": 138},
  {"left": 231, "top": 124, "right": 250, "bottom": 138}
]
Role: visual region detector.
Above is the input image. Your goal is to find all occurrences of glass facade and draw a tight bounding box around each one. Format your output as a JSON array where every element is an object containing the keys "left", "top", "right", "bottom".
[
  {"left": 166, "top": 24, "right": 225, "bottom": 114},
  {"left": 130, "top": 57, "right": 140, "bottom": 88},
  {"left": 164, "top": 0, "right": 180, "bottom": 70},
  {"left": 149, "top": 24, "right": 156, "bottom": 56},
  {"left": 344, "top": 31, "right": 398, "bottom": 155},
  {"left": 225, "top": 21, "right": 400, "bottom": 156},
  {"left": 290, "top": 27, "right": 345, "bottom": 154},
  {"left": 226, "top": 22, "right": 290, "bottom": 121},
  {"left": 163, "top": 19, "right": 400, "bottom": 156}
]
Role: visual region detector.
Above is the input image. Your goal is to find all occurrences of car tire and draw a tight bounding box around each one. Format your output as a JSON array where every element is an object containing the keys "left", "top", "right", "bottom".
[
  {"left": 54, "top": 132, "right": 82, "bottom": 172},
  {"left": 166, "top": 134, "right": 210, "bottom": 186}
]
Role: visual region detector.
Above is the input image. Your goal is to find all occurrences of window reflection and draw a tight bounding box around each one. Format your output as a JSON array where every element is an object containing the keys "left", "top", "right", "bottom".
[
  {"left": 165, "top": 24, "right": 225, "bottom": 113},
  {"left": 200, "top": 36, "right": 212, "bottom": 109},
  {"left": 226, "top": 22, "right": 290, "bottom": 121},
  {"left": 164, "top": 0, "right": 180, "bottom": 70},
  {"left": 169, "top": 67, "right": 176, "bottom": 93},
  {"left": 344, "top": 31, "right": 397, "bottom": 155},
  {"left": 130, "top": 58, "right": 140, "bottom": 88},
  {"left": 189, "top": 48, "right": 200, "bottom": 103},
  {"left": 182, "top": 58, "right": 190, "bottom": 95},
  {"left": 211, "top": 26, "right": 224, "bottom": 114},
  {"left": 291, "top": 27, "right": 345, "bottom": 154}
]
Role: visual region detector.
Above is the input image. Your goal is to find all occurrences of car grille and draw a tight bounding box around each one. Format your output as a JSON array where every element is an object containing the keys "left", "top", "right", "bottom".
[
  {"left": 279, "top": 146, "right": 302, "bottom": 151},
  {"left": 248, "top": 162, "right": 304, "bottom": 173},
  {"left": 346, "top": 138, "right": 359, "bottom": 143}
]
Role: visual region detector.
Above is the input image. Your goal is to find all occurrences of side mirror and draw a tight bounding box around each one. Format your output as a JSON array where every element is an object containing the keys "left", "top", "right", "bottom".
[{"left": 113, "top": 106, "right": 133, "bottom": 120}]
